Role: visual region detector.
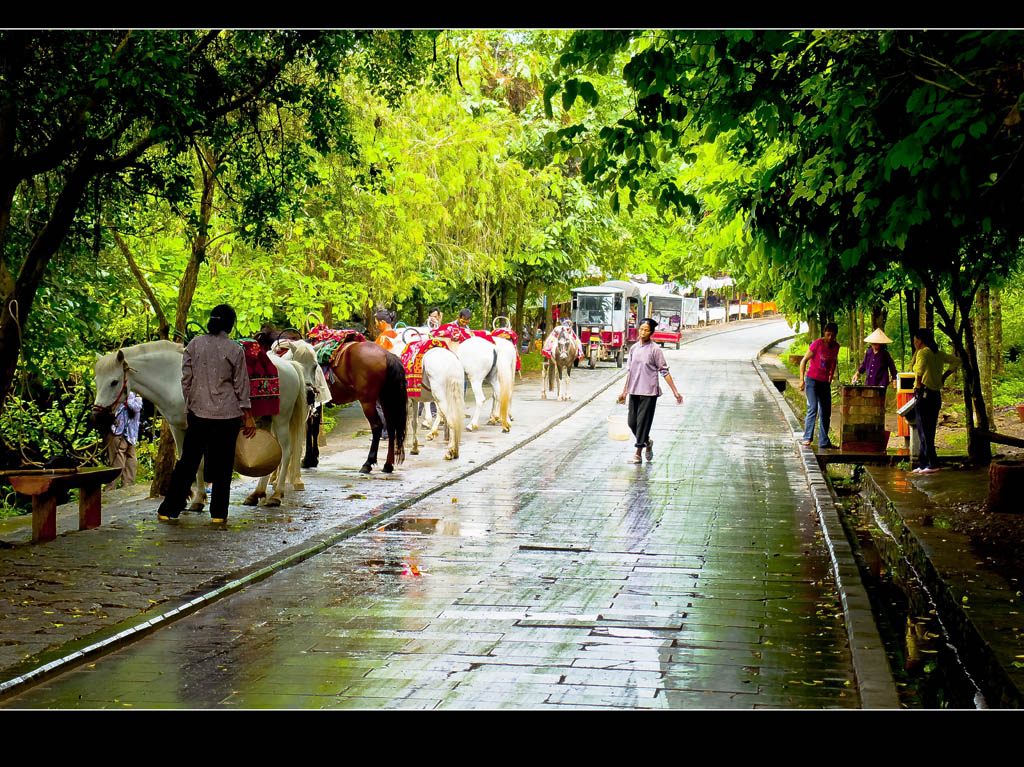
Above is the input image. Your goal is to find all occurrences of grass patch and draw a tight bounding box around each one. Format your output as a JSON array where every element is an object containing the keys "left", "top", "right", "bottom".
[{"left": 519, "top": 351, "right": 545, "bottom": 374}]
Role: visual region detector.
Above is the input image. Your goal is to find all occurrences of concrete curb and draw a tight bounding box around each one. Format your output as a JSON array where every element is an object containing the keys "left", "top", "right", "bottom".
[
  {"left": 0, "top": 317, "right": 784, "bottom": 700},
  {"left": 753, "top": 337, "right": 901, "bottom": 709}
]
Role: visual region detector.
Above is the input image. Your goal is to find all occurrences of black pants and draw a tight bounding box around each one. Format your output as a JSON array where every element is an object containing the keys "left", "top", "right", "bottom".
[
  {"left": 915, "top": 387, "right": 941, "bottom": 469},
  {"left": 158, "top": 412, "right": 240, "bottom": 519},
  {"left": 627, "top": 394, "right": 658, "bottom": 451}
]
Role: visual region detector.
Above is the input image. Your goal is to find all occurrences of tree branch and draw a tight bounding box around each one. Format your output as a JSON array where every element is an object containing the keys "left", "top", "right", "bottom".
[{"left": 109, "top": 228, "right": 171, "bottom": 339}]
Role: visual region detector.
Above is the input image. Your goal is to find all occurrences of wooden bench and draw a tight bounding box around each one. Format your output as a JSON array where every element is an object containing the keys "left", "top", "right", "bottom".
[{"left": 1, "top": 467, "right": 124, "bottom": 543}]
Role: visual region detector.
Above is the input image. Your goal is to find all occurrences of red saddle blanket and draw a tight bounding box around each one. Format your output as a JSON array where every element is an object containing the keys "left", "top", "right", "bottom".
[
  {"left": 307, "top": 324, "right": 366, "bottom": 346},
  {"left": 400, "top": 338, "right": 449, "bottom": 398},
  {"left": 491, "top": 328, "right": 522, "bottom": 370},
  {"left": 240, "top": 340, "right": 280, "bottom": 418},
  {"left": 431, "top": 323, "right": 473, "bottom": 344}
]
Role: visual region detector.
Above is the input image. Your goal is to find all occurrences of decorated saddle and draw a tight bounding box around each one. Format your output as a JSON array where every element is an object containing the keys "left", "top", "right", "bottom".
[
  {"left": 239, "top": 339, "right": 280, "bottom": 418},
  {"left": 541, "top": 327, "right": 584, "bottom": 361},
  {"left": 400, "top": 338, "right": 449, "bottom": 398},
  {"left": 491, "top": 328, "right": 522, "bottom": 371},
  {"left": 431, "top": 323, "right": 474, "bottom": 344},
  {"left": 307, "top": 324, "right": 368, "bottom": 384}
]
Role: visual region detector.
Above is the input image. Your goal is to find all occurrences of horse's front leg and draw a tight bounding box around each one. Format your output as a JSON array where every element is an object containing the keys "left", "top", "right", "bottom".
[
  {"left": 541, "top": 360, "right": 549, "bottom": 399},
  {"left": 189, "top": 458, "right": 208, "bottom": 511},
  {"left": 244, "top": 474, "right": 270, "bottom": 506}
]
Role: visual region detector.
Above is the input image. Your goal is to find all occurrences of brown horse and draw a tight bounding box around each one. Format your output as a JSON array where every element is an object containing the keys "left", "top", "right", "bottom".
[{"left": 325, "top": 341, "right": 407, "bottom": 473}]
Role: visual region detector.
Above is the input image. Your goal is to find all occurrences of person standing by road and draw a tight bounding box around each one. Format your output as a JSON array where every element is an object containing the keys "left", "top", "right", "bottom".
[
  {"left": 616, "top": 318, "right": 684, "bottom": 464},
  {"left": 373, "top": 309, "right": 399, "bottom": 438},
  {"left": 105, "top": 390, "right": 142, "bottom": 492},
  {"left": 910, "top": 327, "right": 961, "bottom": 474},
  {"left": 798, "top": 322, "right": 840, "bottom": 449},
  {"left": 158, "top": 304, "right": 256, "bottom": 523}
]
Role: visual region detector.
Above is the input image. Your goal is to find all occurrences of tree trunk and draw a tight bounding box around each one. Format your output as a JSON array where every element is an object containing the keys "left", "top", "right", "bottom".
[
  {"left": 807, "top": 314, "right": 819, "bottom": 341},
  {"left": 513, "top": 278, "right": 527, "bottom": 343},
  {"left": 0, "top": 163, "right": 94, "bottom": 414},
  {"left": 919, "top": 287, "right": 928, "bottom": 330},
  {"left": 151, "top": 145, "right": 217, "bottom": 497},
  {"left": 928, "top": 275, "right": 992, "bottom": 465},
  {"left": 322, "top": 300, "right": 333, "bottom": 329},
  {"left": 992, "top": 288, "right": 1004, "bottom": 376},
  {"left": 480, "top": 275, "right": 491, "bottom": 330},
  {"left": 870, "top": 303, "right": 888, "bottom": 334},
  {"left": 364, "top": 299, "right": 374, "bottom": 340},
  {"left": 974, "top": 286, "right": 994, "bottom": 429}
]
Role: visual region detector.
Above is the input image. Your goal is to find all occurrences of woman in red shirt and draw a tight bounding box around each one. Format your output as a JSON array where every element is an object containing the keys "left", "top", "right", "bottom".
[{"left": 798, "top": 322, "right": 840, "bottom": 449}]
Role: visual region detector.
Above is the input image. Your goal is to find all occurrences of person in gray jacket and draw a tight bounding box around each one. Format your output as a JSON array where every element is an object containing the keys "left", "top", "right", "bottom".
[{"left": 158, "top": 304, "right": 256, "bottom": 523}]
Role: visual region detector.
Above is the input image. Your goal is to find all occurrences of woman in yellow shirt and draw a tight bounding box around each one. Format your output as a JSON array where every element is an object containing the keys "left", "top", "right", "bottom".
[{"left": 911, "top": 328, "right": 961, "bottom": 474}]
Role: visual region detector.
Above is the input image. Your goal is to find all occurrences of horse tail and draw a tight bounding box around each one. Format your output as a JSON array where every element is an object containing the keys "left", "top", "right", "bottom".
[
  {"left": 497, "top": 345, "right": 513, "bottom": 429},
  {"left": 288, "top": 360, "right": 308, "bottom": 484},
  {"left": 381, "top": 351, "right": 408, "bottom": 464},
  {"left": 446, "top": 363, "right": 464, "bottom": 449}
]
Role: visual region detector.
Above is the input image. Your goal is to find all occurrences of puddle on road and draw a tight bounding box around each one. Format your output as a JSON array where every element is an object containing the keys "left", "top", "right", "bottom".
[
  {"left": 379, "top": 517, "right": 461, "bottom": 536},
  {"left": 828, "top": 465, "right": 986, "bottom": 709}
]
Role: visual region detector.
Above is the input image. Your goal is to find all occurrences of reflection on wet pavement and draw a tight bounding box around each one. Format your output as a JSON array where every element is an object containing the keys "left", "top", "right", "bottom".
[{"left": 5, "top": 322, "right": 860, "bottom": 709}]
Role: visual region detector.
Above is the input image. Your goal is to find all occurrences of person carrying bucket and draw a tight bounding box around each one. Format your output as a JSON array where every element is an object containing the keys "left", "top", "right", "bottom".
[{"left": 615, "top": 317, "right": 684, "bottom": 464}]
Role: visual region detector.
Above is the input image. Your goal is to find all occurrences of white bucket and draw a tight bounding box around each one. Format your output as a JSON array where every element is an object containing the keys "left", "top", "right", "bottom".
[{"left": 607, "top": 413, "right": 631, "bottom": 441}]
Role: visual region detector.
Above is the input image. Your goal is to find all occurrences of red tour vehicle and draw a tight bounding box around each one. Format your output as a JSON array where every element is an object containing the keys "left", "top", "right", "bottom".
[{"left": 570, "top": 282, "right": 641, "bottom": 368}]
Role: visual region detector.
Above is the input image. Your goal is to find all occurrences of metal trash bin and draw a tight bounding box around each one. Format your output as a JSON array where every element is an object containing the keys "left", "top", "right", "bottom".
[{"left": 896, "top": 372, "right": 916, "bottom": 438}]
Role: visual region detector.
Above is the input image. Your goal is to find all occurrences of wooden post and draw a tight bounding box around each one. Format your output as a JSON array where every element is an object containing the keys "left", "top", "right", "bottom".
[
  {"left": 79, "top": 483, "right": 103, "bottom": 530},
  {"left": 32, "top": 493, "right": 58, "bottom": 543}
]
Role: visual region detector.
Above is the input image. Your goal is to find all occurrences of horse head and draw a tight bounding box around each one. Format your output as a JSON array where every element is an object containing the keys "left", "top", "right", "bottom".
[
  {"left": 554, "top": 327, "right": 576, "bottom": 363},
  {"left": 89, "top": 349, "right": 132, "bottom": 433},
  {"left": 272, "top": 338, "right": 320, "bottom": 406}
]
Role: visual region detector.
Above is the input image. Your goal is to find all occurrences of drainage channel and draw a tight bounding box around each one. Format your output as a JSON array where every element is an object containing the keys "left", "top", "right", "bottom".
[{"left": 826, "top": 464, "right": 987, "bottom": 709}]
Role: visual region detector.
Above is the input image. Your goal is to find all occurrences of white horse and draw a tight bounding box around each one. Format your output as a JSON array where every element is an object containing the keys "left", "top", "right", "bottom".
[
  {"left": 392, "top": 328, "right": 465, "bottom": 460},
  {"left": 270, "top": 337, "right": 332, "bottom": 470},
  {"left": 541, "top": 326, "right": 579, "bottom": 401},
  {"left": 457, "top": 335, "right": 514, "bottom": 432},
  {"left": 92, "top": 340, "right": 307, "bottom": 509}
]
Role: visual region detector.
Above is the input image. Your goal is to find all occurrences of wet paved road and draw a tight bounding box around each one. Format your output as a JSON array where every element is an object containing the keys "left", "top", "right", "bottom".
[{"left": 4, "top": 322, "right": 860, "bottom": 708}]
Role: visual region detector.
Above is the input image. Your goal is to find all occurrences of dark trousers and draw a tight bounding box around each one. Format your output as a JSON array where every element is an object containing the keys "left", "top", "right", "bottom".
[
  {"left": 627, "top": 394, "right": 658, "bottom": 451},
  {"left": 915, "top": 387, "right": 941, "bottom": 469},
  {"left": 158, "top": 412, "right": 240, "bottom": 519}
]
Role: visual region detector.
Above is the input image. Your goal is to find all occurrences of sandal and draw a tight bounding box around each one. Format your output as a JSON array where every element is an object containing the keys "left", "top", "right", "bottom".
[
  {"left": 627, "top": 454, "right": 642, "bottom": 464},
  {"left": 646, "top": 439, "right": 654, "bottom": 461}
]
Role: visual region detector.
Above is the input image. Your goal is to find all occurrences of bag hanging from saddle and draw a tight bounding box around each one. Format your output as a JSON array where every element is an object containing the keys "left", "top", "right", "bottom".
[{"left": 240, "top": 339, "right": 280, "bottom": 418}]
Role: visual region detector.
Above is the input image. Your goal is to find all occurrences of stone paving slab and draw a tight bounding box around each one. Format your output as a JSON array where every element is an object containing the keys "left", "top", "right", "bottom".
[{"left": 0, "top": 319, "right": 881, "bottom": 709}]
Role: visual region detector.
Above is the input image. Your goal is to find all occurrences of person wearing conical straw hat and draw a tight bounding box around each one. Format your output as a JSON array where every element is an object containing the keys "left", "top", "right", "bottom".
[{"left": 851, "top": 328, "right": 899, "bottom": 389}]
